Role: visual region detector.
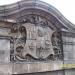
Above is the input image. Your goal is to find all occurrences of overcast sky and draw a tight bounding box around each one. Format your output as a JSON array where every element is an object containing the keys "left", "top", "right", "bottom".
[{"left": 0, "top": 0, "right": 75, "bottom": 25}]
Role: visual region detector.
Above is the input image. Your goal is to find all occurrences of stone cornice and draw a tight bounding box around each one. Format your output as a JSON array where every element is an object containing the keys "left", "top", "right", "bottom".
[{"left": 0, "top": 0, "right": 75, "bottom": 31}]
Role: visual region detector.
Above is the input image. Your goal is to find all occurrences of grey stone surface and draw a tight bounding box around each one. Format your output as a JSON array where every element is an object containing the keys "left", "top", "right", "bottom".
[
  {"left": 23, "top": 70, "right": 64, "bottom": 75},
  {"left": 0, "top": 0, "right": 75, "bottom": 75},
  {"left": 0, "top": 64, "right": 12, "bottom": 75},
  {"left": 0, "top": 39, "right": 10, "bottom": 63},
  {"left": 12, "top": 61, "right": 63, "bottom": 74}
]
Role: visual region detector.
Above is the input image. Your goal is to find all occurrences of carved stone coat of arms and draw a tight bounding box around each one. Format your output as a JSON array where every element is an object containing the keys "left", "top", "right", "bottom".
[{"left": 10, "top": 15, "right": 62, "bottom": 62}]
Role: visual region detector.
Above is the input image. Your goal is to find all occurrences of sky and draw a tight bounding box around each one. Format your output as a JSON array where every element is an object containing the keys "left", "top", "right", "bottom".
[{"left": 0, "top": 0, "right": 75, "bottom": 25}]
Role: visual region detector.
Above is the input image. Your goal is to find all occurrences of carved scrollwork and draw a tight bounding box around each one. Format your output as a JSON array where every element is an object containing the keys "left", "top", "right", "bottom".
[
  {"left": 19, "top": 26, "right": 27, "bottom": 43},
  {"left": 10, "top": 15, "right": 62, "bottom": 62},
  {"left": 51, "top": 31, "right": 63, "bottom": 60},
  {"left": 11, "top": 24, "right": 18, "bottom": 33},
  {"left": 15, "top": 46, "right": 26, "bottom": 60},
  {"left": 18, "top": 15, "right": 38, "bottom": 24},
  {"left": 10, "top": 25, "right": 27, "bottom": 61},
  {"left": 14, "top": 26, "right": 27, "bottom": 61},
  {"left": 16, "top": 46, "right": 23, "bottom": 53}
]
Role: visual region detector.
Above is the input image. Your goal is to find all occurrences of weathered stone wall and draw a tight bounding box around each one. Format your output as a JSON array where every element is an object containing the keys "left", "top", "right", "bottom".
[
  {"left": 0, "top": 15, "right": 63, "bottom": 75},
  {"left": 0, "top": 0, "right": 75, "bottom": 75},
  {"left": 62, "top": 31, "right": 75, "bottom": 64},
  {"left": 0, "top": 14, "right": 75, "bottom": 75}
]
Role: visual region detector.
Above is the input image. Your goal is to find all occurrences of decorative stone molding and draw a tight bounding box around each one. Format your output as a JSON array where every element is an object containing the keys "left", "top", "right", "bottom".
[
  {"left": 9, "top": 15, "right": 63, "bottom": 62},
  {"left": 0, "top": 0, "right": 75, "bottom": 74}
]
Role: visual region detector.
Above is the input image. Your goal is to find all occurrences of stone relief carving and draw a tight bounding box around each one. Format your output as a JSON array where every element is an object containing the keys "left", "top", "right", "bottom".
[
  {"left": 29, "top": 42, "right": 35, "bottom": 51},
  {"left": 37, "top": 28, "right": 44, "bottom": 37},
  {"left": 10, "top": 15, "right": 62, "bottom": 62},
  {"left": 11, "top": 24, "right": 18, "bottom": 33},
  {"left": 52, "top": 31, "right": 63, "bottom": 60}
]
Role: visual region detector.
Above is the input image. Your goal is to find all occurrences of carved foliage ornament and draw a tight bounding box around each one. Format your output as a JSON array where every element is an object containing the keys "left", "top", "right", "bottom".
[{"left": 10, "top": 15, "right": 62, "bottom": 62}]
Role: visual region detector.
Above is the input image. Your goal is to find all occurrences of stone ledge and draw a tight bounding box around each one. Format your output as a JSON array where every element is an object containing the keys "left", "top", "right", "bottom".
[
  {"left": 0, "top": 61, "right": 63, "bottom": 74},
  {"left": 12, "top": 61, "right": 63, "bottom": 74}
]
